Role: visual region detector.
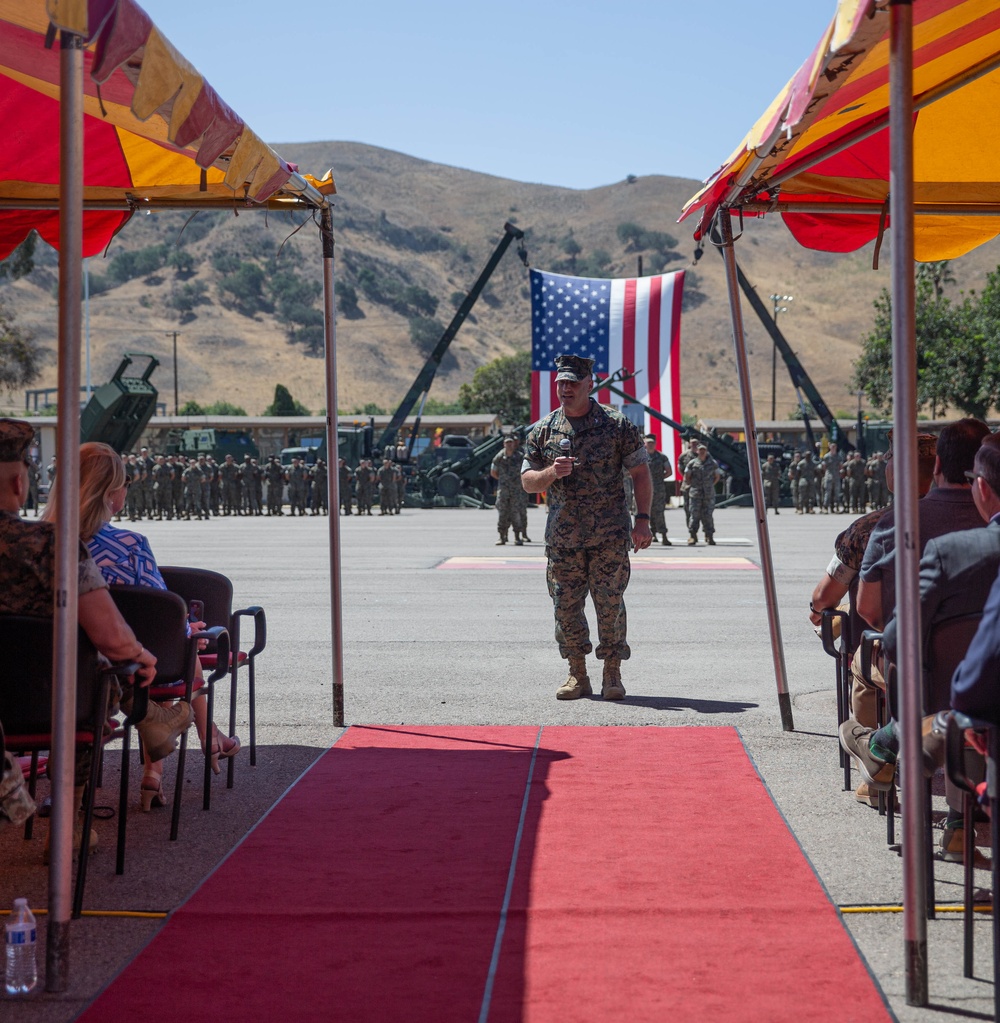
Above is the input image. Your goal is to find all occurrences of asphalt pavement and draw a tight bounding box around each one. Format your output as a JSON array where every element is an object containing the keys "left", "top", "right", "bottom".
[{"left": 1, "top": 501, "right": 995, "bottom": 1021}]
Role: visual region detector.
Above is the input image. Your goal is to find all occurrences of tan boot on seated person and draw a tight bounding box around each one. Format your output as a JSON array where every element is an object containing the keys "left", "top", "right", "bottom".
[{"left": 136, "top": 700, "right": 195, "bottom": 762}]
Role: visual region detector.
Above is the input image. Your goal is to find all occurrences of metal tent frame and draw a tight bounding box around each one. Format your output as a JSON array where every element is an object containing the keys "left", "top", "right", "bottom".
[{"left": 2, "top": 7, "right": 342, "bottom": 990}]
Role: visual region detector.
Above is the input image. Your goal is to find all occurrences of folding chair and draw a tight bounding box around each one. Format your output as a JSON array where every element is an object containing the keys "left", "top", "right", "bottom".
[
  {"left": 820, "top": 607, "right": 852, "bottom": 790},
  {"left": 109, "top": 586, "right": 230, "bottom": 866},
  {"left": 946, "top": 711, "right": 999, "bottom": 1020},
  {"left": 160, "top": 566, "right": 265, "bottom": 788},
  {"left": 0, "top": 615, "right": 136, "bottom": 917}
]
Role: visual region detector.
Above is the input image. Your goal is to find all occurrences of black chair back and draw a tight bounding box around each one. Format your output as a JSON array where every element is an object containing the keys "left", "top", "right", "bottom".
[
  {"left": 108, "top": 586, "right": 194, "bottom": 685},
  {"left": 0, "top": 616, "right": 103, "bottom": 733},
  {"left": 159, "top": 567, "right": 232, "bottom": 633},
  {"left": 925, "top": 612, "right": 983, "bottom": 715}
]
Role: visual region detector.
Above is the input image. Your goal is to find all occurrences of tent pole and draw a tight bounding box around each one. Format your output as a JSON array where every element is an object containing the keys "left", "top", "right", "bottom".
[
  {"left": 716, "top": 211, "right": 793, "bottom": 731},
  {"left": 889, "top": 0, "right": 927, "bottom": 1006},
  {"left": 47, "top": 29, "right": 85, "bottom": 992},
  {"left": 320, "top": 207, "right": 345, "bottom": 727}
]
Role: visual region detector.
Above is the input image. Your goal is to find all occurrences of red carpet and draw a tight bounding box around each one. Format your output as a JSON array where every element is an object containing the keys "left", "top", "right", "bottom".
[{"left": 80, "top": 726, "right": 892, "bottom": 1022}]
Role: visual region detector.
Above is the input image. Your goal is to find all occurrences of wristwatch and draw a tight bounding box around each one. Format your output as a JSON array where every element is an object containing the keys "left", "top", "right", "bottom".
[{"left": 635, "top": 513, "right": 650, "bottom": 520}]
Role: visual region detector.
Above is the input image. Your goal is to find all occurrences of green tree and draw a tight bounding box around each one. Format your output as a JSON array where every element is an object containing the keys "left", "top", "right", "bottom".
[
  {"left": 203, "top": 400, "right": 248, "bottom": 416},
  {"left": 409, "top": 315, "right": 444, "bottom": 353},
  {"left": 458, "top": 351, "right": 531, "bottom": 423},
  {"left": 335, "top": 281, "right": 364, "bottom": 319},
  {"left": 217, "top": 262, "right": 268, "bottom": 317},
  {"left": 854, "top": 265, "right": 1000, "bottom": 419},
  {"left": 179, "top": 399, "right": 205, "bottom": 415},
  {"left": 0, "top": 298, "right": 44, "bottom": 391},
  {"left": 264, "top": 384, "right": 309, "bottom": 416}
]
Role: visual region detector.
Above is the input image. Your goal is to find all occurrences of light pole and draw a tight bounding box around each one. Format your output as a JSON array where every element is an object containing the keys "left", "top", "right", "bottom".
[
  {"left": 165, "top": 331, "right": 179, "bottom": 415},
  {"left": 768, "top": 294, "right": 793, "bottom": 420}
]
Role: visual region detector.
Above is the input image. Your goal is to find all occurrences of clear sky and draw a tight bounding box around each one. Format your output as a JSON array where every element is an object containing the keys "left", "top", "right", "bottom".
[{"left": 146, "top": 0, "right": 836, "bottom": 190}]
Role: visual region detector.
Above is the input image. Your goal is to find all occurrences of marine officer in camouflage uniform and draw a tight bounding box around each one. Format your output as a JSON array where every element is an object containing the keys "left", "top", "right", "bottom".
[
  {"left": 312, "top": 459, "right": 329, "bottom": 515},
  {"left": 219, "top": 454, "right": 242, "bottom": 515},
  {"left": 761, "top": 454, "right": 782, "bottom": 514},
  {"left": 796, "top": 450, "right": 818, "bottom": 513},
  {"left": 522, "top": 354, "right": 652, "bottom": 702},
  {"left": 336, "top": 458, "right": 352, "bottom": 515},
  {"left": 181, "top": 457, "right": 206, "bottom": 519},
  {"left": 242, "top": 454, "right": 262, "bottom": 516},
  {"left": 287, "top": 457, "right": 310, "bottom": 516},
  {"left": 377, "top": 458, "right": 396, "bottom": 515},
  {"left": 491, "top": 435, "right": 527, "bottom": 545},
  {"left": 265, "top": 456, "right": 286, "bottom": 515},
  {"left": 684, "top": 444, "right": 720, "bottom": 544},
  {"left": 644, "top": 434, "right": 673, "bottom": 545},
  {"left": 821, "top": 442, "right": 845, "bottom": 513},
  {"left": 354, "top": 459, "right": 375, "bottom": 515}
]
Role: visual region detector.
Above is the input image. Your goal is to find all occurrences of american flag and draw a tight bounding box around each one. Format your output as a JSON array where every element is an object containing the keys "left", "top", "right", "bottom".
[{"left": 530, "top": 268, "right": 685, "bottom": 466}]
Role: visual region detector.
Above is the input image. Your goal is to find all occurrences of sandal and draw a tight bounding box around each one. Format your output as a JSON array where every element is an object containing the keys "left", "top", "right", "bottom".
[
  {"left": 140, "top": 775, "right": 169, "bottom": 812},
  {"left": 207, "top": 728, "right": 241, "bottom": 775}
]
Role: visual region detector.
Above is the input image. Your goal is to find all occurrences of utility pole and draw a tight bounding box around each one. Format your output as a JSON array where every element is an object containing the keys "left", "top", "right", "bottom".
[
  {"left": 768, "top": 294, "right": 793, "bottom": 420},
  {"left": 165, "top": 331, "right": 179, "bottom": 415}
]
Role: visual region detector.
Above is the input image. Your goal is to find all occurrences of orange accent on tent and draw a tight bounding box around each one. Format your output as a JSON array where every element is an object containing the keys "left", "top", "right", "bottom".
[
  {"left": 679, "top": 0, "right": 1000, "bottom": 261},
  {"left": 0, "top": 0, "right": 335, "bottom": 260}
]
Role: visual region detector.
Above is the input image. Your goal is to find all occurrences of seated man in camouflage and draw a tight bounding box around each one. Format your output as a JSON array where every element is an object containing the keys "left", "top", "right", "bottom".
[{"left": 0, "top": 419, "right": 190, "bottom": 855}]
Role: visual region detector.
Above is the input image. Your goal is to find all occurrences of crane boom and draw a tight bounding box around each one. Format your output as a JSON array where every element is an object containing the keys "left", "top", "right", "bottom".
[{"left": 376, "top": 222, "right": 525, "bottom": 454}]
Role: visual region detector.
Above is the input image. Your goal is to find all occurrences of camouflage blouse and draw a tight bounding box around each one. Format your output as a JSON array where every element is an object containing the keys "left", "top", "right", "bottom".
[
  {"left": 0, "top": 511, "right": 107, "bottom": 617},
  {"left": 523, "top": 400, "right": 647, "bottom": 549}
]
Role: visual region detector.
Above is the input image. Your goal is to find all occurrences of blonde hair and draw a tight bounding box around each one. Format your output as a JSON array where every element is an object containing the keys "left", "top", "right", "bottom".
[{"left": 42, "top": 442, "right": 127, "bottom": 538}]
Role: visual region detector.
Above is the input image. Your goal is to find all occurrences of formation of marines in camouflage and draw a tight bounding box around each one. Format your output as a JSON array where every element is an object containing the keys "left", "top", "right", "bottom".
[
  {"left": 786, "top": 447, "right": 890, "bottom": 514},
  {"left": 43, "top": 448, "right": 339, "bottom": 520}
]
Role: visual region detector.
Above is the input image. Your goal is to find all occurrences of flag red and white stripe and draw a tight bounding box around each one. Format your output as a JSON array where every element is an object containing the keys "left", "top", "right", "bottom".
[{"left": 531, "top": 270, "right": 685, "bottom": 467}]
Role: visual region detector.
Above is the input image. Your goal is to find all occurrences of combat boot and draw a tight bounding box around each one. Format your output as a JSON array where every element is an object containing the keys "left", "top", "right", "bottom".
[
  {"left": 514, "top": 534, "right": 523, "bottom": 546},
  {"left": 135, "top": 700, "right": 195, "bottom": 762},
  {"left": 602, "top": 658, "right": 626, "bottom": 700},
  {"left": 496, "top": 532, "right": 508, "bottom": 546},
  {"left": 556, "top": 656, "right": 591, "bottom": 700}
]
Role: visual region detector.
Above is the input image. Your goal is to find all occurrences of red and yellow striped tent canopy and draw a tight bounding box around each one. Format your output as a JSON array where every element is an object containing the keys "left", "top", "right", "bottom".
[
  {"left": 0, "top": 0, "right": 334, "bottom": 260},
  {"left": 680, "top": 0, "right": 1000, "bottom": 261}
]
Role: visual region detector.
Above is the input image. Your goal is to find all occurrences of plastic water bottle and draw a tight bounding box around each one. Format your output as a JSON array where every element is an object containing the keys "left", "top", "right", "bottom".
[{"left": 4, "top": 898, "right": 38, "bottom": 995}]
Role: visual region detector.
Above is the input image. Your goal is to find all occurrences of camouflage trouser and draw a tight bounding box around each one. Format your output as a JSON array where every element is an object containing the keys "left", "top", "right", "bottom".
[
  {"left": 823, "top": 475, "right": 841, "bottom": 511},
  {"left": 184, "top": 484, "right": 203, "bottom": 518},
  {"left": 244, "top": 485, "right": 260, "bottom": 515},
  {"left": 126, "top": 486, "right": 142, "bottom": 521},
  {"left": 545, "top": 543, "right": 631, "bottom": 661},
  {"left": 764, "top": 481, "right": 780, "bottom": 510},
  {"left": 379, "top": 482, "right": 394, "bottom": 513},
  {"left": 155, "top": 484, "right": 172, "bottom": 519},
  {"left": 688, "top": 492, "right": 715, "bottom": 538},
  {"left": 266, "top": 483, "right": 283, "bottom": 514},
  {"left": 289, "top": 485, "right": 308, "bottom": 514},
  {"left": 356, "top": 485, "right": 372, "bottom": 513},
  {"left": 650, "top": 486, "right": 668, "bottom": 537},
  {"left": 223, "top": 483, "right": 241, "bottom": 514},
  {"left": 496, "top": 492, "right": 522, "bottom": 535},
  {"left": 797, "top": 480, "right": 815, "bottom": 511}
]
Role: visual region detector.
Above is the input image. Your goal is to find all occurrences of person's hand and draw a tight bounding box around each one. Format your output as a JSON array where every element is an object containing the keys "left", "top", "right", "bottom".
[
  {"left": 133, "top": 647, "right": 157, "bottom": 687},
  {"left": 189, "top": 619, "right": 206, "bottom": 635},
  {"left": 552, "top": 456, "right": 575, "bottom": 479},
  {"left": 631, "top": 519, "right": 652, "bottom": 552}
]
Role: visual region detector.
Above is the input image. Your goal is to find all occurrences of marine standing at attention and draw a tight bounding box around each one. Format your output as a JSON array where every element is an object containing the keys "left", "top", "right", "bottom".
[
  {"left": 491, "top": 435, "right": 528, "bottom": 546},
  {"left": 522, "top": 354, "right": 652, "bottom": 702}
]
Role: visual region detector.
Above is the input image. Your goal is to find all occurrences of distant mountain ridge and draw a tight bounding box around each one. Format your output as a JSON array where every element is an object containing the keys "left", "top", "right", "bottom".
[{"left": 4, "top": 140, "right": 1000, "bottom": 421}]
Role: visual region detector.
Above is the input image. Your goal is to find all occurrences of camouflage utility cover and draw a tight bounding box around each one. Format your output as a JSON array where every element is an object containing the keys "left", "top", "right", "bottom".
[
  {"left": 523, "top": 400, "right": 647, "bottom": 548},
  {"left": 0, "top": 511, "right": 106, "bottom": 616}
]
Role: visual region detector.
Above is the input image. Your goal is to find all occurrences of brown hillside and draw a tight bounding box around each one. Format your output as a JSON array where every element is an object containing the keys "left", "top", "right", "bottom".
[{"left": 4, "top": 140, "right": 1000, "bottom": 421}]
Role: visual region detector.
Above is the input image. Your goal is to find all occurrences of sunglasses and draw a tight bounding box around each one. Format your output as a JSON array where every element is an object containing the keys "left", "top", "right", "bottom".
[{"left": 964, "top": 470, "right": 982, "bottom": 483}]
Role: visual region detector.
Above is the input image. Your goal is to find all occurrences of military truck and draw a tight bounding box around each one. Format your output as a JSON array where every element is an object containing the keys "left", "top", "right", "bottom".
[
  {"left": 279, "top": 422, "right": 375, "bottom": 469},
  {"left": 168, "top": 427, "right": 259, "bottom": 462}
]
